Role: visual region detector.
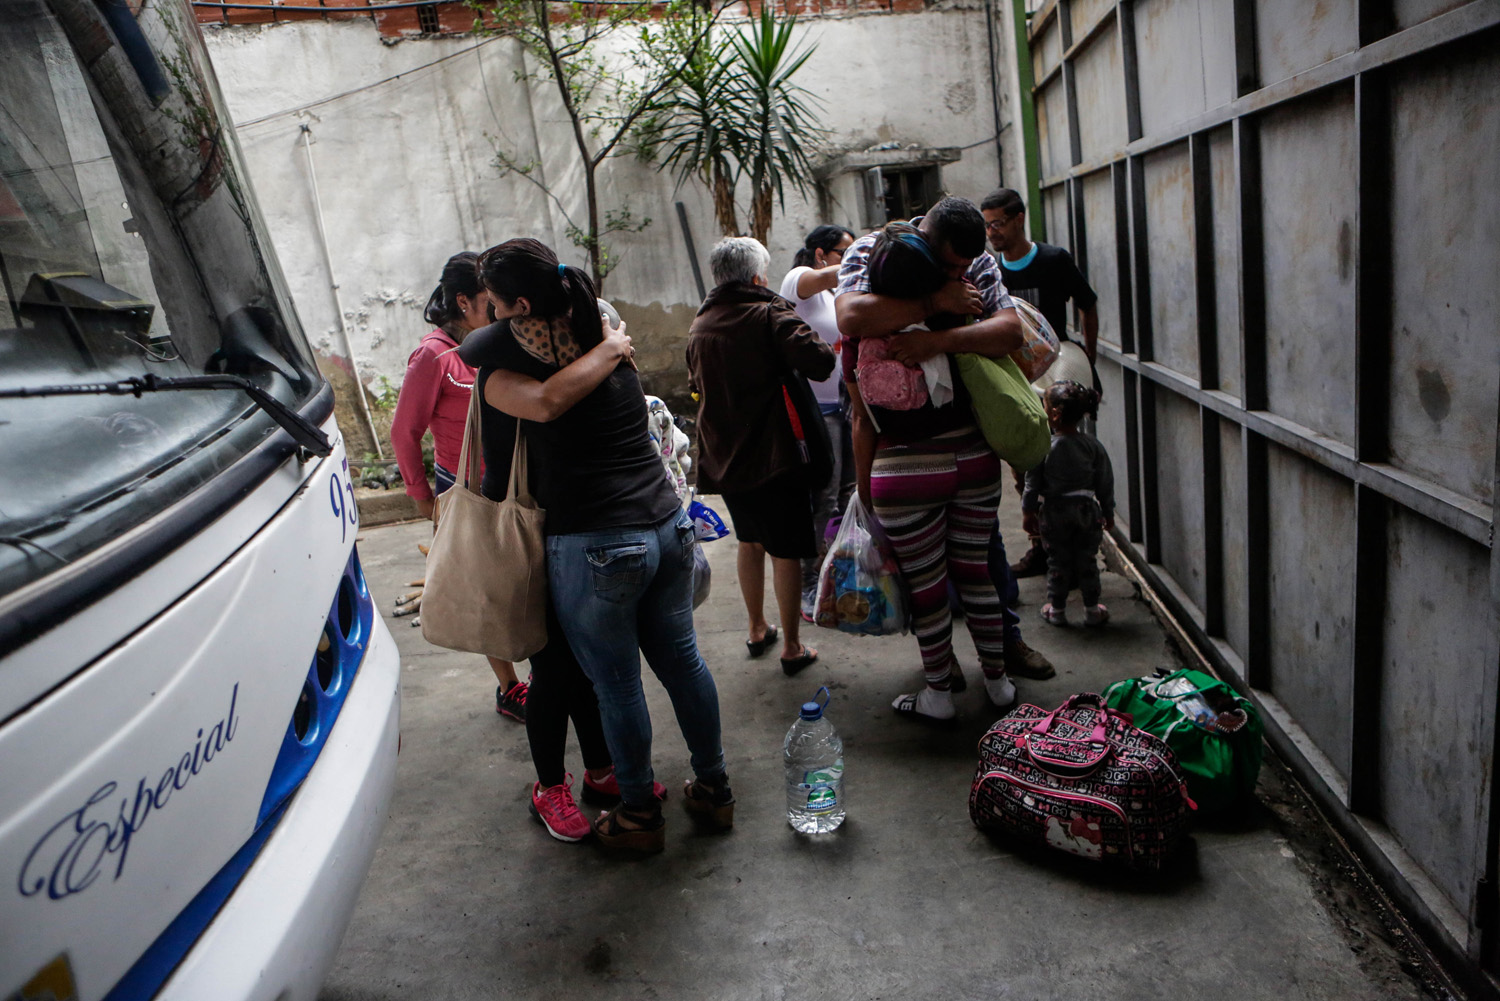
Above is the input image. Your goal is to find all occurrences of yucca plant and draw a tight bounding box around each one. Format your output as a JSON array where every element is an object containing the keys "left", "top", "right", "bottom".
[
  {"left": 635, "top": 5, "right": 824, "bottom": 245},
  {"left": 634, "top": 24, "right": 743, "bottom": 236},
  {"left": 729, "top": 6, "right": 825, "bottom": 244}
]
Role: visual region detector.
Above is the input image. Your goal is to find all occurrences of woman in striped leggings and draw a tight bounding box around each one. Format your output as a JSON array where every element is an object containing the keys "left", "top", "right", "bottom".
[{"left": 833, "top": 205, "right": 1026, "bottom": 721}]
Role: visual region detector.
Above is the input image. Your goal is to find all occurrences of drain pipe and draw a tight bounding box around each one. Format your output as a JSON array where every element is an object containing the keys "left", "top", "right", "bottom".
[{"left": 300, "top": 122, "right": 383, "bottom": 458}]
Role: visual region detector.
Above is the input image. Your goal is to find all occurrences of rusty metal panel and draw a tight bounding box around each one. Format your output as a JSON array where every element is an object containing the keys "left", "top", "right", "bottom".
[
  {"left": 1394, "top": 0, "right": 1473, "bottom": 30},
  {"left": 1133, "top": 0, "right": 1237, "bottom": 136},
  {"left": 1097, "top": 358, "right": 1133, "bottom": 533},
  {"left": 1070, "top": 19, "right": 1128, "bottom": 163},
  {"left": 1154, "top": 391, "right": 1208, "bottom": 611},
  {"left": 1378, "top": 507, "right": 1492, "bottom": 910},
  {"left": 1220, "top": 422, "right": 1249, "bottom": 654},
  {"left": 1143, "top": 143, "right": 1198, "bottom": 379},
  {"left": 1070, "top": 0, "right": 1115, "bottom": 41},
  {"left": 1260, "top": 87, "right": 1358, "bottom": 447},
  {"left": 1208, "top": 126, "right": 1243, "bottom": 398},
  {"left": 1255, "top": 0, "right": 1359, "bottom": 86},
  {"left": 1386, "top": 43, "right": 1500, "bottom": 508},
  {"left": 1080, "top": 170, "right": 1120, "bottom": 348},
  {"left": 1036, "top": 81, "right": 1071, "bottom": 180},
  {"left": 1267, "top": 445, "right": 1356, "bottom": 783}
]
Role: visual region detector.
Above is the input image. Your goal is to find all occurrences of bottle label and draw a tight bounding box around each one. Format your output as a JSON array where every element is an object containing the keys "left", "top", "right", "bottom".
[{"left": 802, "top": 759, "right": 844, "bottom": 814}]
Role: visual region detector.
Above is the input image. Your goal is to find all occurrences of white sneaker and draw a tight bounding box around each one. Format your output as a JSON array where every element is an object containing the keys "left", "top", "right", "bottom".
[
  {"left": 1085, "top": 603, "right": 1110, "bottom": 627},
  {"left": 892, "top": 687, "right": 956, "bottom": 720},
  {"left": 985, "top": 673, "right": 1017, "bottom": 710}
]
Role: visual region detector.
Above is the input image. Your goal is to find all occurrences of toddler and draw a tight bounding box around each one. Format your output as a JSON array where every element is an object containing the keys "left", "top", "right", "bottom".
[{"left": 1022, "top": 381, "right": 1115, "bottom": 626}]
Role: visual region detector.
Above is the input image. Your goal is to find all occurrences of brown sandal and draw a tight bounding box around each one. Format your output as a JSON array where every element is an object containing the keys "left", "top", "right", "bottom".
[
  {"left": 682, "top": 775, "right": 736, "bottom": 831},
  {"left": 591, "top": 803, "right": 665, "bottom": 856}
]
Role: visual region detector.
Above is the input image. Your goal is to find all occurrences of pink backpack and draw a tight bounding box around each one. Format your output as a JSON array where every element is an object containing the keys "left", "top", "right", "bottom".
[{"left": 855, "top": 336, "right": 928, "bottom": 410}]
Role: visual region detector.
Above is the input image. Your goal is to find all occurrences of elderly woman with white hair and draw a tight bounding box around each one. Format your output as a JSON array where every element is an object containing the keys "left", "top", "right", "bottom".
[{"left": 687, "top": 237, "right": 836, "bottom": 676}]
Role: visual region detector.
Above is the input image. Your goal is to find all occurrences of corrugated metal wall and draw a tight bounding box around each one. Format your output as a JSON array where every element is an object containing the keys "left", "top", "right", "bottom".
[{"left": 1017, "top": 0, "right": 1500, "bottom": 984}]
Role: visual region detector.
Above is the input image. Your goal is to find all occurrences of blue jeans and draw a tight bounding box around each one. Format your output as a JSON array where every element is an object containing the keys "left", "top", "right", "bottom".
[
  {"left": 547, "top": 510, "right": 725, "bottom": 808},
  {"left": 987, "top": 523, "right": 1022, "bottom": 646}
]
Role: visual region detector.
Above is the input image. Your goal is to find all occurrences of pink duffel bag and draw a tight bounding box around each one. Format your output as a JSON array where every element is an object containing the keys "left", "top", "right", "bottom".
[{"left": 969, "top": 692, "right": 1196, "bottom": 872}]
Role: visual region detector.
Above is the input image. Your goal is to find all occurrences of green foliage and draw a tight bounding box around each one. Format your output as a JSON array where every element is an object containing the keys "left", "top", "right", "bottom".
[
  {"left": 369, "top": 375, "right": 401, "bottom": 412},
  {"left": 469, "top": 0, "right": 723, "bottom": 288},
  {"left": 634, "top": 5, "right": 826, "bottom": 243}
]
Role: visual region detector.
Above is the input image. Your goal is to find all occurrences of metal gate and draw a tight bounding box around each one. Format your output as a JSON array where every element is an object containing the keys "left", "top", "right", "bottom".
[{"left": 1014, "top": 0, "right": 1500, "bottom": 985}]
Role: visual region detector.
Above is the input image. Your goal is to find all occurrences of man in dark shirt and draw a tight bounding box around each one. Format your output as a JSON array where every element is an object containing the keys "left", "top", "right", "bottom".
[
  {"left": 980, "top": 187, "right": 1099, "bottom": 363},
  {"left": 981, "top": 187, "right": 1100, "bottom": 577}
]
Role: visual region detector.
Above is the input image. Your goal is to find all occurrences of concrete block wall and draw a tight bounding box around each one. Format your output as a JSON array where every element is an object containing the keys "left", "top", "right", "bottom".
[{"left": 197, "top": 0, "right": 1023, "bottom": 416}]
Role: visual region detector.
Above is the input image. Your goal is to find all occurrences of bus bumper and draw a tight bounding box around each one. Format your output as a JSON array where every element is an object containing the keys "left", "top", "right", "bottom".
[{"left": 155, "top": 610, "right": 401, "bottom": 1001}]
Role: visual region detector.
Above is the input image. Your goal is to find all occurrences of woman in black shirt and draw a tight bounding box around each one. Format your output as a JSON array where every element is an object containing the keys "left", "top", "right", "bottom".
[{"left": 462, "top": 239, "right": 732, "bottom": 856}]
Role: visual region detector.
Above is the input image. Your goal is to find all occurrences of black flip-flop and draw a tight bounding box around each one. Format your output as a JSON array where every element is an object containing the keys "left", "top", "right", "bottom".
[
  {"left": 746, "top": 624, "right": 778, "bottom": 658},
  {"left": 780, "top": 646, "right": 818, "bottom": 676}
]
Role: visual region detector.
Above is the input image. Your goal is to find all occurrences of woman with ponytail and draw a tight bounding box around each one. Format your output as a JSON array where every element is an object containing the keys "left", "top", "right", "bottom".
[
  {"left": 392, "top": 252, "right": 528, "bottom": 722},
  {"left": 460, "top": 238, "right": 732, "bottom": 858}
]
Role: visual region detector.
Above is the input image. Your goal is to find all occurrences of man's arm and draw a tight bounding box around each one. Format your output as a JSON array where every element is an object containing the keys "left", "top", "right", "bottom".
[
  {"left": 885, "top": 307, "right": 1025, "bottom": 366},
  {"left": 835, "top": 279, "right": 983, "bottom": 339},
  {"left": 1079, "top": 304, "right": 1099, "bottom": 363}
]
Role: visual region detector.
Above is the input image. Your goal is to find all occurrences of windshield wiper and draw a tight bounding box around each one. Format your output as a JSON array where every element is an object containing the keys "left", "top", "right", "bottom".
[{"left": 0, "top": 374, "right": 332, "bottom": 456}]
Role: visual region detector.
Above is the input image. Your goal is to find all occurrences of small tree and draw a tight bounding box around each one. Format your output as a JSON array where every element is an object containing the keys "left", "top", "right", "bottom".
[
  {"left": 731, "top": 6, "right": 823, "bottom": 245},
  {"left": 635, "top": 5, "right": 825, "bottom": 245},
  {"left": 474, "top": 0, "right": 725, "bottom": 289}
]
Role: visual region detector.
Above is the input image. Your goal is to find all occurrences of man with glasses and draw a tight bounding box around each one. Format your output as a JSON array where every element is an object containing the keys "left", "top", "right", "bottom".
[{"left": 981, "top": 187, "right": 1100, "bottom": 579}]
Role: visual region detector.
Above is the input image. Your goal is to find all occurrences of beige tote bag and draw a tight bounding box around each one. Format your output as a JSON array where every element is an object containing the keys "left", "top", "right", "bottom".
[{"left": 421, "top": 390, "right": 548, "bottom": 661}]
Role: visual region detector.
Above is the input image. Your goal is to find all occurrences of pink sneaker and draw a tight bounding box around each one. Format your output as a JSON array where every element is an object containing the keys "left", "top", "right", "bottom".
[
  {"left": 1085, "top": 603, "right": 1110, "bottom": 627},
  {"left": 530, "top": 777, "right": 591, "bottom": 842},
  {"left": 1040, "top": 602, "right": 1068, "bottom": 626},
  {"left": 580, "top": 768, "right": 668, "bottom": 807}
]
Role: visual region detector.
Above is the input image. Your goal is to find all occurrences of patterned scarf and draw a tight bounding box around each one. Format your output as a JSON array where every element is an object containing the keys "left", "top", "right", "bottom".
[{"left": 510, "top": 312, "right": 581, "bottom": 367}]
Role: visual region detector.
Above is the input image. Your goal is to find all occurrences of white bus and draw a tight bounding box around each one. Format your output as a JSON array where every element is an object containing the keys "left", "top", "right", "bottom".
[{"left": 0, "top": 1, "right": 401, "bottom": 998}]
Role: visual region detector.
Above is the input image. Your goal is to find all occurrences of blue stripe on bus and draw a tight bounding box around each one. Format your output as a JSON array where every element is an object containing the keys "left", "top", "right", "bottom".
[
  {"left": 101, "top": 544, "right": 374, "bottom": 1000},
  {"left": 100, "top": 799, "right": 290, "bottom": 1001},
  {"left": 256, "top": 546, "right": 375, "bottom": 827}
]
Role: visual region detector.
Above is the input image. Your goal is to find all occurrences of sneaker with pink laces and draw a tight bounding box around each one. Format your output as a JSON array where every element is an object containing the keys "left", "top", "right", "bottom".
[
  {"left": 580, "top": 768, "right": 668, "bottom": 807},
  {"left": 1085, "top": 603, "right": 1110, "bottom": 627},
  {"left": 530, "top": 777, "right": 591, "bottom": 842},
  {"left": 496, "top": 679, "right": 528, "bottom": 722},
  {"left": 1040, "top": 603, "right": 1068, "bottom": 626}
]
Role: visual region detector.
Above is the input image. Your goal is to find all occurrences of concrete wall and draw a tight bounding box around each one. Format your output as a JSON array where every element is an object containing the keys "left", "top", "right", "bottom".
[{"left": 200, "top": 2, "right": 1020, "bottom": 412}]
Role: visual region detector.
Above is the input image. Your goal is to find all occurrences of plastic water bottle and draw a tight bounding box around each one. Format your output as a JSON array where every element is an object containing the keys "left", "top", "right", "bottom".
[{"left": 784, "top": 687, "right": 845, "bottom": 834}]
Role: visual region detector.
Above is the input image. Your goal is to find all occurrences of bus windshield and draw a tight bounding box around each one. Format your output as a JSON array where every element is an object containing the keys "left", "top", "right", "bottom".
[{"left": 0, "top": 0, "right": 322, "bottom": 605}]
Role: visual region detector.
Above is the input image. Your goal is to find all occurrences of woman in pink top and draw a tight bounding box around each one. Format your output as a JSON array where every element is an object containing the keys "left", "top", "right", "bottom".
[{"left": 392, "top": 251, "right": 527, "bottom": 720}]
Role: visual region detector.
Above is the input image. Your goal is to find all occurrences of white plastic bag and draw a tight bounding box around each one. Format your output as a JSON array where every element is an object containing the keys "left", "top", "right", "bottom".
[{"left": 813, "top": 497, "right": 908, "bottom": 636}]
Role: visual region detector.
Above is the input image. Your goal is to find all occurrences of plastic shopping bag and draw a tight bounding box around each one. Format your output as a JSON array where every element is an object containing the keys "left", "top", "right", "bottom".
[
  {"left": 688, "top": 498, "right": 730, "bottom": 542},
  {"left": 814, "top": 496, "right": 908, "bottom": 636},
  {"left": 1009, "top": 298, "right": 1061, "bottom": 382},
  {"left": 690, "top": 542, "right": 712, "bottom": 609}
]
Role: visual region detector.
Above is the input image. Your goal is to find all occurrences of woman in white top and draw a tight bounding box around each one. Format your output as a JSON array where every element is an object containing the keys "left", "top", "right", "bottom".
[{"left": 778, "top": 225, "right": 856, "bottom": 615}]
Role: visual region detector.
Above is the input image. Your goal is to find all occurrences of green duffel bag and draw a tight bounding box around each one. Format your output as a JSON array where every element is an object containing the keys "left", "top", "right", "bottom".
[
  {"left": 1102, "top": 668, "right": 1265, "bottom": 816},
  {"left": 954, "top": 352, "right": 1050, "bottom": 471}
]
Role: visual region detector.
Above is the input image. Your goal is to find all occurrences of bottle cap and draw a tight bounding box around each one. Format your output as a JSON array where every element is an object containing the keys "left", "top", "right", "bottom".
[{"left": 800, "top": 686, "right": 831, "bottom": 720}]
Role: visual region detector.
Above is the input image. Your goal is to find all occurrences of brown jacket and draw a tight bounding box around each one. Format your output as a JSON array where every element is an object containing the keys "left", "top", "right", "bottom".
[{"left": 686, "top": 281, "right": 836, "bottom": 495}]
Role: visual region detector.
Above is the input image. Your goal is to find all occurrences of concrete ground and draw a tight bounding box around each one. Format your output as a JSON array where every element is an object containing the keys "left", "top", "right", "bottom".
[{"left": 323, "top": 500, "right": 1438, "bottom": 1001}]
